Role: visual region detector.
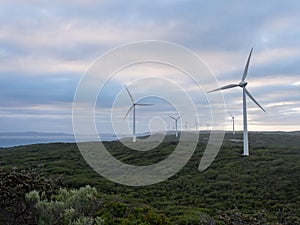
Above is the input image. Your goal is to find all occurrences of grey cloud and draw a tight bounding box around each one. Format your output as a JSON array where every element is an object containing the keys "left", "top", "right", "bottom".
[
  {"left": 0, "top": 0, "right": 300, "bottom": 132},
  {"left": 0, "top": 73, "right": 80, "bottom": 106}
]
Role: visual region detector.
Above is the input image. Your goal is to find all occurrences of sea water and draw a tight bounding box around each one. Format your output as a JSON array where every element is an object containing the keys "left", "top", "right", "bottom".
[{"left": 0, "top": 133, "right": 119, "bottom": 148}]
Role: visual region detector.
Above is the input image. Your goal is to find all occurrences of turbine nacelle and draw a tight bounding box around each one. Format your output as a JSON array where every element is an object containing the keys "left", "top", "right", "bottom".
[{"left": 239, "top": 81, "right": 248, "bottom": 87}]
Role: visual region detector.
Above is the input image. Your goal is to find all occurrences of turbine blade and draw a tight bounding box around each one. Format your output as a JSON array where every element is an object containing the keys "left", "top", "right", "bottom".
[
  {"left": 124, "top": 105, "right": 134, "bottom": 119},
  {"left": 177, "top": 113, "right": 183, "bottom": 120},
  {"left": 245, "top": 88, "right": 266, "bottom": 113},
  {"left": 207, "top": 84, "right": 239, "bottom": 93},
  {"left": 241, "top": 48, "right": 253, "bottom": 81},
  {"left": 169, "top": 115, "right": 176, "bottom": 120},
  {"left": 228, "top": 111, "right": 233, "bottom": 117},
  {"left": 135, "top": 103, "right": 154, "bottom": 106},
  {"left": 124, "top": 85, "right": 134, "bottom": 103}
]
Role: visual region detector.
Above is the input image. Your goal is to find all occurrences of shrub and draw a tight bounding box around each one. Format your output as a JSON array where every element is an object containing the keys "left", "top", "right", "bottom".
[
  {"left": 26, "top": 185, "right": 103, "bottom": 225},
  {"left": 0, "top": 167, "right": 61, "bottom": 225}
]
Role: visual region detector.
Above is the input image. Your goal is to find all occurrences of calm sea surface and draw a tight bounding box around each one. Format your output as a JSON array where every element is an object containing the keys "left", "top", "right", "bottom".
[{"left": 0, "top": 134, "right": 119, "bottom": 148}]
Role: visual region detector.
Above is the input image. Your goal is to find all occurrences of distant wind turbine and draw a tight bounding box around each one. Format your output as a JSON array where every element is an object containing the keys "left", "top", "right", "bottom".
[
  {"left": 169, "top": 114, "right": 182, "bottom": 137},
  {"left": 124, "top": 85, "right": 153, "bottom": 142},
  {"left": 228, "top": 112, "right": 235, "bottom": 135},
  {"left": 208, "top": 48, "right": 266, "bottom": 156},
  {"left": 206, "top": 124, "right": 210, "bottom": 132},
  {"left": 194, "top": 119, "right": 201, "bottom": 132},
  {"left": 184, "top": 122, "right": 189, "bottom": 131},
  {"left": 194, "top": 121, "right": 198, "bottom": 132}
]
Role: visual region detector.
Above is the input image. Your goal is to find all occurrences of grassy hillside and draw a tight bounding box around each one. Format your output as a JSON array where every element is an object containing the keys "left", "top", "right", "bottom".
[{"left": 0, "top": 132, "right": 299, "bottom": 224}]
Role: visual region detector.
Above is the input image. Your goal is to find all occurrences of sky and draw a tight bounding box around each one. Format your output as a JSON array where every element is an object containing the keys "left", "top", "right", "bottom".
[{"left": 0, "top": 0, "right": 299, "bottom": 134}]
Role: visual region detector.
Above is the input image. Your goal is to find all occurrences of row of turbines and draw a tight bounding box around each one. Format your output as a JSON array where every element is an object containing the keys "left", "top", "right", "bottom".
[
  {"left": 167, "top": 120, "right": 212, "bottom": 133},
  {"left": 123, "top": 48, "right": 266, "bottom": 156}
]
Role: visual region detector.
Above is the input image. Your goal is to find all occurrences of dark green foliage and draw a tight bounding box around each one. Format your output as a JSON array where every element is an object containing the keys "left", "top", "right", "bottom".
[
  {"left": 0, "top": 132, "right": 299, "bottom": 224},
  {"left": 0, "top": 167, "right": 62, "bottom": 225},
  {"left": 97, "top": 201, "right": 171, "bottom": 225},
  {"left": 26, "top": 185, "right": 170, "bottom": 225}
]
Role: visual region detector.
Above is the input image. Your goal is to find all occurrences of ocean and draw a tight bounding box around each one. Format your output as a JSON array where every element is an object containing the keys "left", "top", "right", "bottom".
[{"left": 0, "top": 133, "right": 119, "bottom": 148}]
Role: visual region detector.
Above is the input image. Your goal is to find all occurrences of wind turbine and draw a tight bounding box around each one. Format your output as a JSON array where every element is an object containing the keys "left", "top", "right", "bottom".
[
  {"left": 228, "top": 112, "right": 235, "bottom": 135},
  {"left": 184, "top": 122, "right": 189, "bottom": 131},
  {"left": 124, "top": 85, "right": 153, "bottom": 142},
  {"left": 206, "top": 124, "right": 210, "bottom": 133},
  {"left": 195, "top": 117, "right": 202, "bottom": 132},
  {"left": 208, "top": 48, "right": 266, "bottom": 156},
  {"left": 194, "top": 119, "right": 201, "bottom": 132},
  {"left": 169, "top": 114, "right": 182, "bottom": 137}
]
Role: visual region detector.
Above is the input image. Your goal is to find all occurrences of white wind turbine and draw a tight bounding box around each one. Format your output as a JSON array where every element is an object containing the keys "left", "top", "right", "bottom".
[
  {"left": 169, "top": 114, "right": 182, "bottom": 137},
  {"left": 184, "top": 121, "right": 189, "bottom": 131},
  {"left": 124, "top": 85, "right": 153, "bottom": 142},
  {"left": 208, "top": 48, "right": 266, "bottom": 156},
  {"left": 206, "top": 124, "right": 210, "bottom": 132},
  {"left": 228, "top": 112, "right": 235, "bottom": 135},
  {"left": 194, "top": 119, "right": 201, "bottom": 132}
]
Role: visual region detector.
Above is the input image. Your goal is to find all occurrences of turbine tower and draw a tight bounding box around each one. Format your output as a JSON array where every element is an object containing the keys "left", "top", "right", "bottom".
[
  {"left": 208, "top": 48, "right": 266, "bottom": 156},
  {"left": 124, "top": 85, "right": 153, "bottom": 142},
  {"left": 228, "top": 112, "right": 235, "bottom": 135},
  {"left": 169, "top": 115, "right": 182, "bottom": 137}
]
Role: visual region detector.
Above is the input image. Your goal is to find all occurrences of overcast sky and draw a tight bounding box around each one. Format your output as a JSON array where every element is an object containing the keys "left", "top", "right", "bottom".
[{"left": 0, "top": 0, "right": 299, "bottom": 134}]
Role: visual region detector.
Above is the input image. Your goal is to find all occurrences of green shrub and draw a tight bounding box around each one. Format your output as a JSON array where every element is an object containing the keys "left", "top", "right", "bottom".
[
  {"left": 97, "top": 201, "right": 171, "bottom": 225},
  {"left": 26, "top": 185, "right": 103, "bottom": 225},
  {"left": 0, "top": 167, "right": 61, "bottom": 225}
]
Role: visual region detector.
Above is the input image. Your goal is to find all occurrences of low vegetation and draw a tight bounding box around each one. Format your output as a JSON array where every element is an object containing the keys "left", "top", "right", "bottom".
[{"left": 0, "top": 132, "right": 299, "bottom": 224}]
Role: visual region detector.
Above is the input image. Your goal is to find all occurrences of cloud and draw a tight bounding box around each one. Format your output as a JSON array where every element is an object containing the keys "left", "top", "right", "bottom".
[
  {"left": 0, "top": 0, "right": 300, "bottom": 133},
  {"left": 0, "top": 73, "right": 79, "bottom": 106}
]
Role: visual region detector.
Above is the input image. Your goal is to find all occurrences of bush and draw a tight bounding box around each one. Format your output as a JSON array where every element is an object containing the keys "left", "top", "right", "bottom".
[
  {"left": 26, "top": 185, "right": 104, "bottom": 225},
  {"left": 97, "top": 201, "right": 171, "bottom": 225},
  {"left": 0, "top": 167, "right": 61, "bottom": 225}
]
